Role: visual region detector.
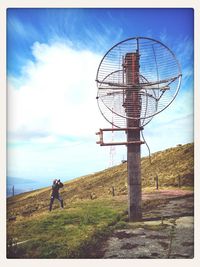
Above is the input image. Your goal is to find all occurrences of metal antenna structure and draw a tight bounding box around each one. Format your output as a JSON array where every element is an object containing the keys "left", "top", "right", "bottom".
[{"left": 96, "top": 37, "right": 182, "bottom": 221}]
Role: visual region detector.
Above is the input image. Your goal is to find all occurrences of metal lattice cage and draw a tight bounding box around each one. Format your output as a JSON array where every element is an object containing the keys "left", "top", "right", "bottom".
[{"left": 96, "top": 37, "right": 182, "bottom": 128}]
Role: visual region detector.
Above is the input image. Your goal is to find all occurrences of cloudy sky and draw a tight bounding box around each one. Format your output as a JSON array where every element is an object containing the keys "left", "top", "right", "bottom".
[{"left": 7, "top": 8, "right": 194, "bottom": 182}]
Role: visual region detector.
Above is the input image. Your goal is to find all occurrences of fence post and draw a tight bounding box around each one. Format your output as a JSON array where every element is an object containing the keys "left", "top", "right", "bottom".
[
  {"left": 111, "top": 186, "right": 115, "bottom": 196},
  {"left": 178, "top": 175, "right": 181, "bottom": 188},
  {"left": 155, "top": 175, "right": 159, "bottom": 190},
  {"left": 12, "top": 185, "right": 15, "bottom": 196}
]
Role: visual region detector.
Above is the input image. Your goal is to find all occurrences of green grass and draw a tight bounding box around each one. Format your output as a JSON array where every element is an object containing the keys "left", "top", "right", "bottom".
[
  {"left": 7, "top": 198, "right": 127, "bottom": 258},
  {"left": 7, "top": 143, "right": 194, "bottom": 258}
]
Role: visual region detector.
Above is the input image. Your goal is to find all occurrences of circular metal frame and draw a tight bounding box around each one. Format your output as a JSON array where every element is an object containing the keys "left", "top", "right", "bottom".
[{"left": 96, "top": 37, "right": 182, "bottom": 128}]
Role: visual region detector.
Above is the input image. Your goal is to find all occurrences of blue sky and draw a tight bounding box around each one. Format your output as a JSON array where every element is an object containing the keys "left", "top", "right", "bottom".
[{"left": 7, "top": 8, "right": 194, "bottom": 182}]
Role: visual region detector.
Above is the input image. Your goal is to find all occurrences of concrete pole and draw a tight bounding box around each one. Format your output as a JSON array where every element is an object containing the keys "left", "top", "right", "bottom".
[
  {"left": 127, "top": 134, "right": 142, "bottom": 221},
  {"left": 125, "top": 51, "right": 142, "bottom": 221}
]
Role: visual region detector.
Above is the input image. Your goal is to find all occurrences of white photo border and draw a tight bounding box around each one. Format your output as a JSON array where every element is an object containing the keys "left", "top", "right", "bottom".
[{"left": 0, "top": 1, "right": 200, "bottom": 267}]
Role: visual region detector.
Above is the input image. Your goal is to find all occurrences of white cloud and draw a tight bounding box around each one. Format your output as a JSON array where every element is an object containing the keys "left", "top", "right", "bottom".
[
  {"left": 7, "top": 41, "right": 119, "bottom": 180},
  {"left": 8, "top": 41, "right": 109, "bottom": 144},
  {"left": 7, "top": 40, "right": 194, "bottom": 180}
]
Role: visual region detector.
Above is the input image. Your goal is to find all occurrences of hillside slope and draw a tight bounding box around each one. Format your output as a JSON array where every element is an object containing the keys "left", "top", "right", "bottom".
[
  {"left": 7, "top": 143, "right": 194, "bottom": 217},
  {"left": 7, "top": 143, "right": 194, "bottom": 258},
  {"left": 141, "top": 142, "right": 194, "bottom": 187}
]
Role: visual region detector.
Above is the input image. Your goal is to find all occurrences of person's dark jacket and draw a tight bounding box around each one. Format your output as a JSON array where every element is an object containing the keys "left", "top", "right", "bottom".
[{"left": 51, "top": 182, "right": 63, "bottom": 197}]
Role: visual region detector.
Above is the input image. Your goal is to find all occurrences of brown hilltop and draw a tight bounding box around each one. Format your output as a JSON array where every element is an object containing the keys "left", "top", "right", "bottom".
[{"left": 7, "top": 143, "right": 194, "bottom": 218}]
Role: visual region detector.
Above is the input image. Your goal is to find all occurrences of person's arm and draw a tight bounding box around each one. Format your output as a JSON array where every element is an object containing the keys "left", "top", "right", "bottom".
[{"left": 59, "top": 182, "right": 64, "bottom": 188}]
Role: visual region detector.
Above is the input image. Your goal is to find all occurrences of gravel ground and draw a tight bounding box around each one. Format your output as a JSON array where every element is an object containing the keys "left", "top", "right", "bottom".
[{"left": 103, "top": 194, "right": 194, "bottom": 259}]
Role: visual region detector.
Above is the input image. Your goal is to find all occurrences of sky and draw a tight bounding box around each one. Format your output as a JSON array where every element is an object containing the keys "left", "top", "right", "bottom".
[{"left": 7, "top": 8, "right": 194, "bottom": 183}]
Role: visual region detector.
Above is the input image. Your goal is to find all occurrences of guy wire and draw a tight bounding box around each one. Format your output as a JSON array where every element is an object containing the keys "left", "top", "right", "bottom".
[
  {"left": 141, "top": 129, "right": 160, "bottom": 188},
  {"left": 141, "top": 129, "right": 152, "bottom": 165}
]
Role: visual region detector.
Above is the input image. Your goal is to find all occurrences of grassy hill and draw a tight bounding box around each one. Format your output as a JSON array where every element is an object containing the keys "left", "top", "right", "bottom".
[
  {"left": 141, "top": 142, "right": 194, "bottom": 187},
  {"left": 7, "top": 142, "right": 194, "bottom": 258}
]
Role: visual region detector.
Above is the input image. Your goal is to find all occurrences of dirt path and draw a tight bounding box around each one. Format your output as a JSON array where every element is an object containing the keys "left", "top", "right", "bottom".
[
  {"left": 142, "top": 189, "right": 193, "bottom": 200},
  {"left": 101, "top": 191, "right": 194, "bottom": 259}
]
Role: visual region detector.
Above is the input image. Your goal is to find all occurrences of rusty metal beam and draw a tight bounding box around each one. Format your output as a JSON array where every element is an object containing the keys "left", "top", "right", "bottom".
[
  {"left": 97, "top": 141, "right": 144, "bottom": 146},
  {"left": 98, "top": 127, "right": 143, "bottom": 132}
]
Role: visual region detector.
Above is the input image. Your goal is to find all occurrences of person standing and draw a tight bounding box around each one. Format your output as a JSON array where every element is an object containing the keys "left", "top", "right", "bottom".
[{"left": 49, "top": 179, "right": 64, "bottom": 211}]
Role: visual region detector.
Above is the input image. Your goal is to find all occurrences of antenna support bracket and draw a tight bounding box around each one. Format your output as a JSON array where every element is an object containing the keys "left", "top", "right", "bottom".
[{"left": 96, "top": 127, "right": 144, "bottom": 146}]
